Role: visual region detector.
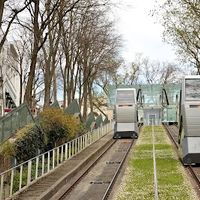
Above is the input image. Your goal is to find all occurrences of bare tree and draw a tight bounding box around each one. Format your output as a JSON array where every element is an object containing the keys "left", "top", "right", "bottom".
[
  {"left": 141, "top": 58, "right": 179, "bottom": 84},
  {"left": 41, "top": 0, "right": 63, "bottom": 107},
  {"left": 57, "top": 0, "right": 120, "bottom": 117},
  {"left": 76, "top": 3, "right": 121, "bottom": 118},
  {"left": 0, "top": 0, "right": 32, "bottom": 53},
  {"left": 22, "top": 0, "right": 82, "bottom": 108}
]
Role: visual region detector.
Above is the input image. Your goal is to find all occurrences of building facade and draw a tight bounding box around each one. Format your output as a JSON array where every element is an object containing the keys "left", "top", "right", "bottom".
[{"left": 0, "top": 31, "right": 22, "bottom": 116}]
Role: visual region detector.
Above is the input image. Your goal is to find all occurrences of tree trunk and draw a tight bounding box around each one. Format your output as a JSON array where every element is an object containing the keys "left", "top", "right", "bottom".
[
  {"left": 19, "top": 72, "right": 23, "bottom": 105},
  {"left": 63, "top": 67, "right": 67, "bottom": 108},
  {"left": 72, "top": 64, "right": 79, "bottom": 99},
  {"left": 66, "top": 61, "right": 71, "bottom": 106},
  {"left": 53, "top": 71, "right": 57, "bottom": 102},
  {"left": 24, "top": 49, "right": 38, "bottom": 107},
  {"left": 44, "top": 71, "right": 51, "bottom": 108},
  {"left": 0, "top": 0, "right": 5, "bottom": 28},
  {"left": 88, "top": 82, "right": 93, "bottom": 113},
  {"left": 82, "top": 81, "right": 88, "bottom": 119},
  {"left": 82, "top": 63, "right": 89, "bottom": 119},
  {"left": 24, "top": 0, "right": 40, "bottom": 108},
  {"left": 78, "top": 66, "right": 82, "bottom": 108}
]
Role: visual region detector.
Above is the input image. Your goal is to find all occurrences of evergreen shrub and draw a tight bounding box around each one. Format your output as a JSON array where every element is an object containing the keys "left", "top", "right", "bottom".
[
  {"left": 39, "top": 108, "right": 83, "bottom": 149},
  {"left": 1, "top": 108, "right": 85, "bottom": 164}
]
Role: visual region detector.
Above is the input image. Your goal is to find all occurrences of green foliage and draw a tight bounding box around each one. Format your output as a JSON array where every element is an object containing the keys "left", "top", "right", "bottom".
[
  {"left": 156, "top": 0, "right": 200, "bottom": 71},
  {"left": 13, "top": 167, "right": 29, "bottom": 192},
  {"left": 14, "top": 124, "right": 45, "bottom": 163},
  {"left": 15, "top": 123, "right": 35, "bottom": 139},
  {"left": 2, "top": 108, "right": 84, "bottom": 164},
  {"left": 0, "top": 140, "right": 15, "bottom": 157},
  {"left": 12, "top": 161, "right": 46, "bottom": 193},
  {"left": 39, "top": 108, "right": 83, "bottom": 149}
]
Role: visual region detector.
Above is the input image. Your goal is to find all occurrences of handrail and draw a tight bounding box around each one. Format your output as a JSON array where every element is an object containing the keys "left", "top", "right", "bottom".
[
  {"left": 136, "top": 88, "right": 143, "bottom": 107},
  {"left": 0, "top": 121, "right": 113, "bottom": 200},
  {"left": 161, "top": 88, "right": 169, "bottom": 107}
]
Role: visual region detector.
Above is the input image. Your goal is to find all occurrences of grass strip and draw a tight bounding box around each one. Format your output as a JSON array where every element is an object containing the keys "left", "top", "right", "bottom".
[{"left": 116, "top": 126, "right": 197, "bottom": 200}]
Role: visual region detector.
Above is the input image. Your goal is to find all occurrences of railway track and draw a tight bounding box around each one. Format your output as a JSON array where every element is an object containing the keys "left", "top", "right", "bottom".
[
  {"left": 51, "top": 139, "right": 134, "bottom": 200},
  {"left": 163, "top": 124, "right": 179, "bottom": 148},
  {"left": 163, "top": 124, "right": 200, "bottom": 197}
]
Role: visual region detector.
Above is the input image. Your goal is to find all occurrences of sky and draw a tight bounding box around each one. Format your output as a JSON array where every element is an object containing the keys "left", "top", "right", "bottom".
[{"left": 111, "top": 0, "right": 177, "bottom": 63}]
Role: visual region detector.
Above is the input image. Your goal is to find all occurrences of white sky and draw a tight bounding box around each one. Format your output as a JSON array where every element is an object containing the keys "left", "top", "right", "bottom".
[{"left": 111, "top": 0, "right": 177, "bottom": 63}]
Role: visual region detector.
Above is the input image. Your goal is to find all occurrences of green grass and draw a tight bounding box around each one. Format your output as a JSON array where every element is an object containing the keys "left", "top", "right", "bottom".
[{"left": 116, "top": 126, "right": 196, "bottom": 200}]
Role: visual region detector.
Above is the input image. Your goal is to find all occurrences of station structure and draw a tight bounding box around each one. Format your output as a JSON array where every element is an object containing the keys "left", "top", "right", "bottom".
[{"left": 108, "top": 84, "right": 181, "bottom": 125}]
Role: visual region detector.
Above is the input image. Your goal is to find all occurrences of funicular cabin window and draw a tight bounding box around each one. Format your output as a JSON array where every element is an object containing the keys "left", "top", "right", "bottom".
[
  {"left": 185, "top": 79, "right": 200, "bottom": 101},
  {"left": 116, "top": 90, "right": 135, "bottom": 104}
]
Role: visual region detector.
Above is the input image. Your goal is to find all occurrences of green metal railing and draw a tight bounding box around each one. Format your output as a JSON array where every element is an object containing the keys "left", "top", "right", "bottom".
[{"left": 0, "top": 104, "right": 34, "bottom": 143}]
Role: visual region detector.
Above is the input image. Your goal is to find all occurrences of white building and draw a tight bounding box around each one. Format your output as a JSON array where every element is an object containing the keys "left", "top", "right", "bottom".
[{"left": 0, "top": 30, "right": 22, "bottom": 116}]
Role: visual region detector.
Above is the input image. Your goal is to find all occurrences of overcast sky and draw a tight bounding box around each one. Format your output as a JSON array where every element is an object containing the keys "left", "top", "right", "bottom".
[{"left": 111, "top": 0, "right": 177, "bottom": 63}]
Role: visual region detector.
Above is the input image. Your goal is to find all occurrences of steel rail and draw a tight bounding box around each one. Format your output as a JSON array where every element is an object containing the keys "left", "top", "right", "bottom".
[
  {"left": 58, "top": 139, "right": 117, "bottom": 200},
  {"left": 101, "top": 140, "right": 134, "bottom": 200},
  {"left": 162, "top": 124, "right": 179, "bottom": 149},
  {"left": 163, "top": 124, "right": 200, "bottom": 196}
]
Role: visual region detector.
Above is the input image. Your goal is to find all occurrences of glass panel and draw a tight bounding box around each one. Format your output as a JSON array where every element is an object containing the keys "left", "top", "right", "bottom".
[
  {"left": 108, "top": 84, "right": 181, "bottom": 107},
  {"left": 149, "top": 114, "right": 156, "bottom": 125},
  {"left": 185, "top": 79, "right": 200, "bottom": 101},
  {"left": 116, "top": 90, "right": 135, "bottom": 104},
  {"left": 0, "top": 104, "right": 34, "bottom": 143}
]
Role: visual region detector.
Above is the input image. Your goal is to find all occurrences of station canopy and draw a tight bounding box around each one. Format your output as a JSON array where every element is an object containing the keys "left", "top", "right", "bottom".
[
  {"left": 107, "top": 83, "right": 181, "bottom": 123},
  {"left": 107, "top": 84, "right": 181, "bottom": 107}
]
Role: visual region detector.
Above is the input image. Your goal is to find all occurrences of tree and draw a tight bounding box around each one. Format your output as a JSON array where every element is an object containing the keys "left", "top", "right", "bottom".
[
  {"left": 0, "top": 0, "right": 32, "bottom": 53},
  {"left": 156, "top": 0, "right": 200, "bottom": 73},
  {"left": 1, "top": 0, "right": 121, "bottom": 118},
  {"left": 140, "top": 58, "right": 178, "bottom": 84},
  {"left": 111, "top": 54, "right": 179, "bottom": 85},
  {"left": 23, "top": 0, "right": 82, "bottom": 108},
  {"left": 58, "top": 0, "right": 121, "bottom": 118},
  {"left": 76, "top": 3, "right": 121, "bottom": 118}
]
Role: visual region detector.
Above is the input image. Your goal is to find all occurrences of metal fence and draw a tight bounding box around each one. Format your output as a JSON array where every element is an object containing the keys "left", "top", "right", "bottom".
[
  {"left": 0, "top": 104, "right": 34, "bottom": 143},
  {"left": 0, "top": 122, "right": 113, "bottom": 200}
]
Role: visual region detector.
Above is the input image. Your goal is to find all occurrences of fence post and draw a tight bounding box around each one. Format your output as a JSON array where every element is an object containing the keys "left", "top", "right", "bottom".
[
  {"left": 0, "top": 174, "right": 4, "bottom": 200},
  {"left": 42, "top": 154, "right": 45, "bottom": 175},
  {"left": 9, "top": 169, "right": 14, "bottom": 196},
  {"left": 57, "top": 147, "right": 60, "bottom": 165},
  {"left": 27, "top": 161, "right": 32, "bottom": 185},
  {"left": 52, "top": 150, "right": 55, "bottom": 169},
  {"left": 19, "top": 165, "right": 23, "bottom": 190},
  {"left": 69, "top": 142, "right": 71, "bottom": 158},
  {"left": 47, "top": 152, "right": 50, "bottom": 172},
  {"left": 78, "top": 138, "right": 80, "bottom": 152},
  {"left": 75, "top": 139, "right": 77, "bottom": 154},
  {"left": 35, "top": 157, "right": 39, "bottom": 179},
  {"left": 65, "top": 143, "right": 68, "bottom": 160},
  {"left": 83, "top": 135, "right": 86, "bottom": 149},
  {"left": 80, "top": 136, "right": 82, "bottom": 151},
  {"left": 61, "top": 145, "right": 64, "bottom": 162}
]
